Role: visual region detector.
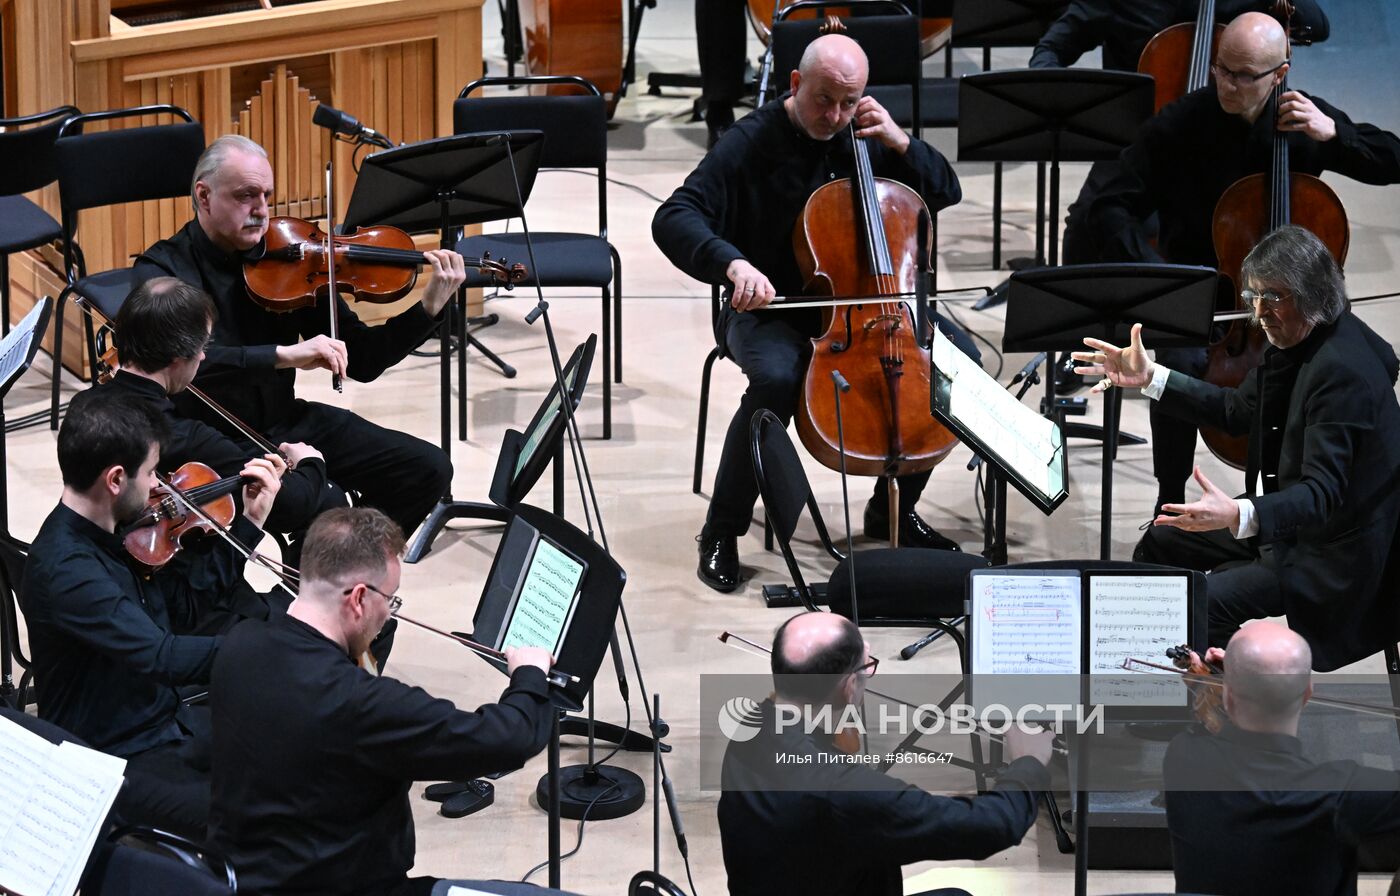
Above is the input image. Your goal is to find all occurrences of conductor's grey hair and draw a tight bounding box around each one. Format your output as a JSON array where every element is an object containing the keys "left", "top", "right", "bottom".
[
  {"left": 190, "top": 134, "right": 268, "bottom": 211},
  {"left": 1241, "top": 224, "right": 1348, "bottom": 328}
]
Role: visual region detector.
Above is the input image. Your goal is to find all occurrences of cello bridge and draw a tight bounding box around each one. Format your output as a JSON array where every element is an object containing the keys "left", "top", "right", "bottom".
[{"left": 863, "top": 313, "right": 903, "bottom": 331}]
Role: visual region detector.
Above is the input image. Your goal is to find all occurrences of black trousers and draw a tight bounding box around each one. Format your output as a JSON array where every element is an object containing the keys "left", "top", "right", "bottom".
[
  {"left": 1134, "top": 523, "right": 1284, "bottom": 649},
  {"left": 706, "top": 307, "right": 981, "bottom": 538},
  {"left": 1149, "top": 347, "right": 1209, "bottom": 504},
  {"left": 258, "top": 400, "right": 452, "bottom": 540},
  {"left": 118, "top": 705, "right": 212, "bottom": 842},
  {"left": 697, "top": 0, "right": 748, "bottom": 111}
]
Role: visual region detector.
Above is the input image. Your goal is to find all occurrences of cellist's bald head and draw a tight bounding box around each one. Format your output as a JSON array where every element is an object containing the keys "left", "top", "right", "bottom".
[
  {"left": 1221, "top": 11, "right": 1289, "bottom": 62},
  {"left": 1222, "top": 621, "right": 1313, "bottom": 734},
  {"left": 1213, "top": 12, "right": 1289, "bottom": 121},
  {"left": 787, "top": 34, "right": 869, "bottom": 142}
]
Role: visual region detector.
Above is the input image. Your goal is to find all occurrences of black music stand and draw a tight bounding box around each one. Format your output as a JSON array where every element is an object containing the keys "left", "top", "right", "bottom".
[
  {"left": 467, "top": 502, "right": 629, "bottom": 886},
  {"left": 959, "top": 68, "right": 1153, "bottom": 269},
  {"left": 403, "top": 334, "right": 595, "bottom": 562},
  {"left": 1004, "top": 264, "right": 1220, "bottom": 560},
  {"left": 0, "top": 297, "right": 51, "bottom": 705},
  {"left": 343, "top": 131, "right": 545, "bottom": 562}
]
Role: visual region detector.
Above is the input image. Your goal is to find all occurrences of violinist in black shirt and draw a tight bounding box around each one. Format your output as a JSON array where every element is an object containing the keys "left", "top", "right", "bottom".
[
  {"left": 209, "top": 507, "right": 557, "bottom": 896},
  {"left": 20, "top": 388, "right": 284, "bottom": 838},
  {"left": 654, "top": 34, "right": 976, "bottom": 593},
  {"left": 1085, "top": 12, "right": 1400, "bottom": 516},
  {"left": 103, "top": 276, "right": 345, "bottom": 572},
  {"left": 133, "top": 133, "right": 462, "bottom": 541}
]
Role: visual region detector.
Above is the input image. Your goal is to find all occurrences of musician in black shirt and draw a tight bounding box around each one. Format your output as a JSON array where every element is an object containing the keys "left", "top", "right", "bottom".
[
  {"left": 654, "top": 34, "right": 974, "bottom": 592},
  {"left": 209, "top": 507, "right": 556, "bottom": 896},
  {"left": 133, "top": 134, "right": 462, "bottom": 541},
  {"left": 1086, "top": 12, "right": 1400, "bottom": 514},
  {"left": 20, "top": 388, "right": 283, "bottom": 837},
  {"left": 101, "top": 276, "right": 345, "bottom": 574}
]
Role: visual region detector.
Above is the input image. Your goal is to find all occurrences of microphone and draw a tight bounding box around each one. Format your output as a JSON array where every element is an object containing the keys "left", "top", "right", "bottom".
[
  {"left": 525, "top": 302, "right": 547, "bottom": 325},
  {"left": 312, "top": 103, "right": 393, "bottom": 149},
  {"left": 1009, "top": 351, "right": 1048, "bottom": 386},
  {"left": 831, "top": 369, "right": 851, "bottom": 392},
  {"left": 662, "top": 777, "right": 688, "bottom": 858}
]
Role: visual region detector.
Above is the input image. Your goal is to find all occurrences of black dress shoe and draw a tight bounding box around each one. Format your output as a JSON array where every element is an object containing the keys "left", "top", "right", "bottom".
[
  {"left": 696, "top": 529, "right": 740, "bottom": 592},
  {"left": 863, "top": 501, "right": 962, "bottom": 552},
  {"left": 1053, "top": 351, "right": 1087, "bottom": 396}
]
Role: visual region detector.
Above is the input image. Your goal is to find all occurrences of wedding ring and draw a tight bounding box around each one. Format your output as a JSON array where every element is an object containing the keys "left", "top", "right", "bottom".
[
  {"left": 745, "top": 285, "right": 756, "bottom": 293},
  {"left": 1098, "top": 377, "right": 1113, "bottom": 391}
]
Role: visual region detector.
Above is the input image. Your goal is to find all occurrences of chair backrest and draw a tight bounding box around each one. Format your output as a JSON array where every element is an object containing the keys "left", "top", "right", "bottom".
[
  {"left": 749, "top": 409, "right": 843, "bottom": 607},
  {"left": 628, "top": 870, "right": 690, "bottom": 896},
  {"left": 54, "top": 106, "right": 204, "bottom": 278},
  {"left": 0, "top": 105, "right": 79, "bottom": 197},
  {"left": 86, "top": 826, "right": 236, "bottom": 895},
  {"left": 771, "top": 13, "right": 922, "bottom": 93},
  {"left": 0, "top": 535, "right": 31, "bottom": 708}
]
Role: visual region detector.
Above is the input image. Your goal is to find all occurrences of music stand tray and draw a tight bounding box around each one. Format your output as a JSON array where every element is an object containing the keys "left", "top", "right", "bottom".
[
  {"left": 958, "top": 69, "right": 1153, "bottom": 267},
  {"left": 1004, "top": 263, "right": 1221, "bottom": 560}
]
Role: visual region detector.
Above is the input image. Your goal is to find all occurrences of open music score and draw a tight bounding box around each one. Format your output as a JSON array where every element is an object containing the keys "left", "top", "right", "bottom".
[
  {"left": 501, "top": 536, "right": 586, "bottom": 656},
  {"left": 0, "top": 715, "right": 125, "bottom": 896},
  {"left": 931, "top": 327, "right": 1065, "bottom": 508},
  {"left": 1088, "top": 574, "right": 1189, "bottom": 705},
  {"left": 968, "top": 569, "right": 1194, "bottom": 712}
]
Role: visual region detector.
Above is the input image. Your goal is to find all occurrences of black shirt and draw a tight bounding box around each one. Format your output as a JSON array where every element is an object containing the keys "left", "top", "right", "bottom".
[
  {"left": 208, "top": 615, "right": 556, "bottom": 896},
  {"left": 717, "top": 700, "right": 1048, "bottom": 895},
  {"left": 132, "top": 219, "right": 443, "bottom": 433},
  {"left": 20, "top": 503, "right": 262, "bottom": 757},
  {"left": 1029, "top": 0, "right": 1329, "bottom": 73},
  {"left": 1089, "top": 85, "right": 1400, "bottom": 267},
  {"left": 652, "top": 96, "right": 962, "bottom": 336},
  {"left": 1165, "top": 723, "right": 1400, "bottom": 896},
  {"left": 97, "top": 371, "right": 333, "bottom": 536}
]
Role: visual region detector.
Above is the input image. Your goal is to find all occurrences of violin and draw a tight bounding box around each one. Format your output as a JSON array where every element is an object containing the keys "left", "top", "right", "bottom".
[
  {"left": 1166, "top": 644, "right": 1229, "bottom": 733},
  {"left": 121, "top": 462, "right": 247, "bottom": 573},
  {"left": 1201, "top": 0, "right": 1349, "bottom": 470},
  {"left": 242, "top": 216, "right": 526, "bottom": 312},
  {"left": 1137, "top": 0, "right": 1223, "bottom": 114},
  {"left": 793, "top": 119, "right": 957, "bottom": 536}
]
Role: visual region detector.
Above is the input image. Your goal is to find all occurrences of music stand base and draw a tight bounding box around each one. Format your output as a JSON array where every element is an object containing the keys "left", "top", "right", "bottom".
[
  {"left": 1062, "top": 422, "right": 1147, "bottom": 447},
  {"left": 537, "top": 764, "right": 646, "bottom": 820},
  {"left": 558, "top": 716, "right": 671, "bottom": 752},
  {"left": 404, "top": 499, "right": 510, "bottom": 564}
]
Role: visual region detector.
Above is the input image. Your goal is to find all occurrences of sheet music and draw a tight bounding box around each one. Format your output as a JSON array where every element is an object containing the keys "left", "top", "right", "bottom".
[
  {"left": 932, "top": 328, "right": 1064, "bottom": 502},
  {"left": 501, "top": 538, "right": 584, "bottom": 654},
  {"left": 970, "top": 572, "right": 1081, "bottom": 675},
  {"left": 0, "top": 301, "right": 46, "bottom": 392},
  {"left": 1088, "top": 574, "right": 1189, "bottom": 706},
  {"left": 0, "top": 715, "right": 125, "bottom": 896}
]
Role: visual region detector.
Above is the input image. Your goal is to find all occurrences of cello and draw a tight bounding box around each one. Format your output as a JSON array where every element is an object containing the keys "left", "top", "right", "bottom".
[
  {"left": 1200, "top": 0, "right": 1349, "bottom": 470},
  {"left": 1137, "top": 0, "right": 1223, "bottom": 114},
  {"left": 513, "top": 0, "right": 624, "bottom": 117},
  {"left": 793, "top": 118, "right": 957, "bottom": 541}
]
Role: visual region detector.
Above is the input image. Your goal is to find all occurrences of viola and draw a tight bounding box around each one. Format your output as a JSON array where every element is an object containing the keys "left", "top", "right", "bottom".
[
  {"left": 242, "top": 216, "right": 526, "bottom": 313},
  {"left": 1166, "top": 644, "right": 1229, "bottom": 734},
  {"left": 1137, "top": 0, "right": 1223, "bottom": 114},
  {"left": 121, "top": 462, "right": 246, "bottom": 572},
  {"left": 792, "top": 121, "right": 957, "bottom": 537},
  {"left": 1201, "top": 0, "right": 1349, "bottom": 470}
]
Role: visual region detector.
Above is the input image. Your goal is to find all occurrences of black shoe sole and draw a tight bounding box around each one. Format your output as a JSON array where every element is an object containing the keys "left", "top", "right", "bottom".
[{"left": 697, "top": 566, "right": 740, "bottom": 593}]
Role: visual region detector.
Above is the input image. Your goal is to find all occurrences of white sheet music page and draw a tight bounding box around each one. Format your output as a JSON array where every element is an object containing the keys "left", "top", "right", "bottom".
[
  {"left": 0, "top": 715, "right": 126, "bottom": 896},
  {"left": 971, "top": 572, "right": 1081, "bottom": 675},
  {"left": 1088, "top": 574, "right": 1189, "bottom": 706},
  {"left": 932, "top": 327, "right": 1063, "bottom": 501},
  {"left": 501, "top": 539, "right": 584, "bottom": 655},
  {"left": 0, "top": 301, "right": 45, "bottom": 391}
]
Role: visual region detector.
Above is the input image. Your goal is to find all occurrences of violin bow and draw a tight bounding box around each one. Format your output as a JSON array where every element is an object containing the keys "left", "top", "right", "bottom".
[{"left": 323, "top": 163, "right": 343, "bottom": 393}]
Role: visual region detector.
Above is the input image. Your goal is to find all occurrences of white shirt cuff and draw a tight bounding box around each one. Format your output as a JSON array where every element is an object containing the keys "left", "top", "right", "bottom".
[
  {"left": 1233, "top": 498, "right": 1259, "bottom": 539},
  {"left": 1142, "top": 363, "right": 1171, "bottom": 400}
]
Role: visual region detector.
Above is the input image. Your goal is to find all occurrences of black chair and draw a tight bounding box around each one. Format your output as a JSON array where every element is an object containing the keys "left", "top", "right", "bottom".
[
  {"left": 627, "top": 870, "right": 689, "bottom": 896},
  {"left": 48, "top": 105, "right": 205, "bottom": 429},
  {"left": 693, "top": 284, "right": 724, "bottom": 495},
  {"left": 83, "top": 826, "right": 237, "bottom": 895},
  {"left": 768, "top": 2, "right": 960, "bottom": 140},
  {"left": 0, "top": 106, "right": 78, "bottom": 343},
  {"left": 749, "top": 409, "right": 986, "bottom": 661},
  {"left": 0, "top": 533, "right": 30, "bottom": 710},
  {"left": 454, "top": 75, "right": 621, "bottom": 439}
]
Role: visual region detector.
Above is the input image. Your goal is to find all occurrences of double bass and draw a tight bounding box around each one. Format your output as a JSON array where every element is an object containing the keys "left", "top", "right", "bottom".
[
  {"left": 793, "top": 119, "right": 957, "bottom": 538},
  {"left": 1201, "top": 0, "right": 1349, "bottom": 469},
  {"left": 512, "top": 0, "right": 624, "bottom": 116}
]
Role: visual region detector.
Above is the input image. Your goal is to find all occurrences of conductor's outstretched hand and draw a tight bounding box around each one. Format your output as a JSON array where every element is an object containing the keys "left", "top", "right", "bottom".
[{"left": 1071, "top": 322, "right": 1153, "bottom": 392}]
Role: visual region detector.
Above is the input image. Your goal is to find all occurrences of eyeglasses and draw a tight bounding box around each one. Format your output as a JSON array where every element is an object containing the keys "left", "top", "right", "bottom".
[
  {"left": 344, "top": 583, "right": 402, "bottom": 615},
  {"left": 852, "top": 657, "right": 880, "bottom": 679},
  {"left": 1211, "top": 59, "right": 1285, "bottom": 87},
  {"left": 1241, "top": 288, "right": 1287, "bottom": 306}
]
